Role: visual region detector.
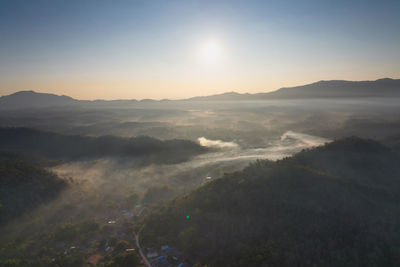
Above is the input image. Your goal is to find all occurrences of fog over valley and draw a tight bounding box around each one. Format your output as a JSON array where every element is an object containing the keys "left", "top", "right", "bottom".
[
  {"left": 2, "top": 81, "right": 400, "bottom": 266},
  {"left": 1, "top": 0, "right": 400, "bottom": 265}
]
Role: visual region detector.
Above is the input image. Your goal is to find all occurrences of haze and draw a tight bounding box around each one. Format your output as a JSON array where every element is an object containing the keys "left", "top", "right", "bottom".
[
  {"left": 1, "top": 0, "right": 400, "bottom": 99},
  {"left": 2, "top": 1, "right": 400, "bottom": 267}
]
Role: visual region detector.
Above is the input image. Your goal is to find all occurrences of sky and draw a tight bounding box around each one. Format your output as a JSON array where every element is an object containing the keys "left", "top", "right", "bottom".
[{"left": 0, "top": 0, "right": 399, "bottom": 100}]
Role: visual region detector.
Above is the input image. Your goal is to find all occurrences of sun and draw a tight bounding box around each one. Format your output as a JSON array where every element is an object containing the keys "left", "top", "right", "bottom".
[{"left": 199, "top": 40, "right": 222, "bottom": 63}]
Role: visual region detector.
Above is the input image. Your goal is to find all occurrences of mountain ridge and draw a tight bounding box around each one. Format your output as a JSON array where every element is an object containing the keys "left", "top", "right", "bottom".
[
  {"left": 188, "top": 78, "right": 400, "bottom": 100},
  {"left": 0, "top": 90, "right": 77, "bottom": 109},
  {"left": 1, "top": 78, "right": 400, "bottom": 109},
  {"left": 141, "top": 136, "right": 400, "bottom": 266},
  {"left": 0, "top": 127, "right": 207, "bottom": 164}
]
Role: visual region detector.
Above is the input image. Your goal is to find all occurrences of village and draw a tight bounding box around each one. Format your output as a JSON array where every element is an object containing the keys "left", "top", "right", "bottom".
[{"left": 75, "top": 203, "right": 190, "bottom": 267}]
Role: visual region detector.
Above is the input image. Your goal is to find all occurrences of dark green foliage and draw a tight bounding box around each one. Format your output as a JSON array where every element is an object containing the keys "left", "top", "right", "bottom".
[
  {"left": 126, "top": 192, "right": 140, "bottom": 207},
  {"left": 0, "top": 127, "right": 207, "bottom": 164},
  {"left": 142, "top": 137, "right": 400, "bottom": 266},
  {"left": 142, "top": 185, "right": 176, "bottom": 205},
  {"left": 108, "top": 252, "right": 140, "bottom": 267},
  {"left": 0, "top": 159, "right": 66, "bottom": 224},
  {"left": 54, "top": 220, "right": 99, "bottom": 242},
  {"left": 0, "top": 219, "right": 123, "bottom": 266},
  {"left": 115, "top": 240, "right": 129, "bottom": 252},
  {"left": 1, "top": 258, "right": 24, "bottom": 267}
]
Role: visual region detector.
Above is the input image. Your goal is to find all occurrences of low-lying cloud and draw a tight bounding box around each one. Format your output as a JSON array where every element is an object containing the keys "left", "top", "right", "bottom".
[
  {"left": 50, "top": 131, "right": 330, "bottom": 198},
  {"left": 198, "top": 137, "right": 239, "bottom": 149},
  {"left": 0, "top": 130, "right": 331, "bottom": 238},
  {"left": 281, "top": 130, "right": 330, "bottom": 147}
]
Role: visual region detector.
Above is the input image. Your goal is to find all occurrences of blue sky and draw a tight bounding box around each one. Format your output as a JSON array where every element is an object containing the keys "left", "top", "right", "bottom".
[{"left": 1, "top": 0, "right": 399, "bottom": 99}]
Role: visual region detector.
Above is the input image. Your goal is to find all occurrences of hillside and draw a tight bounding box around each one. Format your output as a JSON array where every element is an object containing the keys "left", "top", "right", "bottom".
[
  {"left": 0, "top": 158, "right": 67, "bottom": 224},
  {"left": 2, "top": 78, "right": 400, "bottom": 109},
  {"left": 142, "top": 137, "right": 400, "bottom": 266},
  {"left": 265, "top": 78, "right": 400, "bottom": 99},
  {"left": 0, "top": 127, "right": 207, "bottom": 164},
  {"left": 0, "top": 91, "right": 77, "bottom": 109},
  {"left": 187, "top": 78, "right": 400, "bottom": 100}
]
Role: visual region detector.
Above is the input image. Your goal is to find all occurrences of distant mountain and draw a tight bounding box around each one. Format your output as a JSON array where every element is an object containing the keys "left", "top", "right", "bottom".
[
  {"left": 0, "top": 90, "right": 77, "bottom": 109},
  {"left": 265, "top": 78, "right": 400, "bottom": 99},
  {"left": 186, "top": 91, "right": 253, "bottom": 101},
  {"left": 186, "top": 78, "right": 400, "bottom": 100},
  {"left": 2, "top": 78, "right": 400, "bottom": 109},
  {"left": 142, "top": 137, "right": 400, "bottom": 266}
]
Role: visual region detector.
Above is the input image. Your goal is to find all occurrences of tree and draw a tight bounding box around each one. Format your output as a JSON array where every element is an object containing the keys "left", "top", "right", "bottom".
[
  {"left": 112, "top": 253, "right": 140, "bottom": 267},
  {"left": 115, "top": 240, "right": 129, "bottom": 252}
]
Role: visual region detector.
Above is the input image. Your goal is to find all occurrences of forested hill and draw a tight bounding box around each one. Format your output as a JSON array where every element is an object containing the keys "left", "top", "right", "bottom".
[
  {"left": 0, "top": 91, "right": 77, "bottom": 109},
  {"left": 264, "top": 78, "right": 400, "bottom": 99},
  {"left": 142, "top": 137, "right": 400, "bottom": 267},
  {"left": 186, "top": 78, "right": 400, "bottom": 100},
  {"left": 0, "top": 158, "right": 66, "bottom": 224},
  {"left": 0, "top": 127, "right": 207, "bottom": 164},
  {"left": 2, "top": 78, "right": 400, "bottom": 108}
]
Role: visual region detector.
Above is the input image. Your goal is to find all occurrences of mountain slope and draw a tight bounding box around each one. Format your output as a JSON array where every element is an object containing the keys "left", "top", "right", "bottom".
[
  {"left": 0, "top": 127, "right": 207, "bottom": 164},
  {"left": 186, "top": 78, "right": 400, "bottom": 100},
  {"left": 142, "top": 137, "right": 400, "bottom": 266},
  {"left": 2, "top": 78, "right": 400, "bottom": 108},
  {"left": 265, "top": 78, "right": 400, "bottom": 99},
  {"left": 0, "top": 91, "right": 77, "bottom": 109},
  {"left": 0, "top": 158, "right": 67, "bottom": 224}
]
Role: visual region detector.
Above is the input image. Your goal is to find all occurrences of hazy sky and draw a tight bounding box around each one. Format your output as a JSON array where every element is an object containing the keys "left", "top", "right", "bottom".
[{"left": 1, "top": 0, "right": 399, "bottom": 100}]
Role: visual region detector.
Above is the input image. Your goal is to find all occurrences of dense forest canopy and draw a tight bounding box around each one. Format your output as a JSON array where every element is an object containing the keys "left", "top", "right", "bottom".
[
  {"left": 1, "top": 0, "right": 400, "bottom": 264},
  {"left": 0, "top": 158, "right": 67, "bottom": 224},
  {"left": 0, "top": 127, "right": 207, "bottom": 164},
  {"left": 1, "top": 90, "right": 400, "bottom": 266},
  {"left": 142, "top": 137, "right": 400, "bottom": 266},
  {"left": 2, "top": 116, "right": 400, "bottom": 266}
]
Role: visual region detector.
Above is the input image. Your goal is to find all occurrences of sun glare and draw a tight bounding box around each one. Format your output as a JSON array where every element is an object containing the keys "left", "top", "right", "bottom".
[{"left": 199, "top": 40, "right": 222, "bottom": 63}]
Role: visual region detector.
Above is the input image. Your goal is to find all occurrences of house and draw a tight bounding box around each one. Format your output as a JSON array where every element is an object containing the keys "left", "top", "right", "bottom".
[
  {"left": 86, "top": 254, "right": 103, "bottom": 265},
  {"left": 153, "top": 256, "right": 169, "bottom": 267},
  {"left": 146, "top": 248, "right": 158, "bottom": 258},
  {"left": 156, "top": 256, "right": 167, "bottom": 263},
  {"left": 123, "top": 212, "right": 134, "bottom": 219},
  {"left": 162, "top": 247, "right": 173, "bottom": 254},
  {"left": 161, "top": 245, "right": 179, "bottom": 258},
  {"left": 64, "top": 246, "right": 77, "bottom": 255},
  {"left": 105, "top": 246, "right": 114, "bottom": 253}
]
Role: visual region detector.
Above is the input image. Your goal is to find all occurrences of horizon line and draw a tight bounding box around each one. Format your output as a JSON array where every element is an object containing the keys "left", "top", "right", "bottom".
[{"left": 1, "top": 77, "right": 399, "bottom": 101}]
